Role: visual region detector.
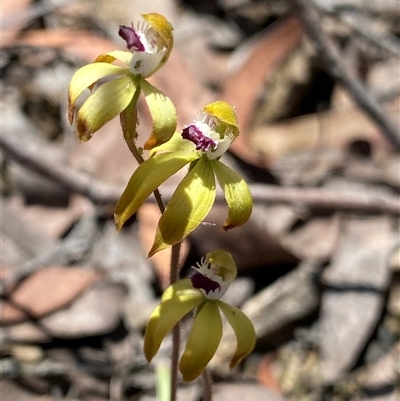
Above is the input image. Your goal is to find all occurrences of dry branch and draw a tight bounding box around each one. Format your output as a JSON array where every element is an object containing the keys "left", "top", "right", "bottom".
[{"left": 1, "top": 130, "right": 399, "bottom": 215}]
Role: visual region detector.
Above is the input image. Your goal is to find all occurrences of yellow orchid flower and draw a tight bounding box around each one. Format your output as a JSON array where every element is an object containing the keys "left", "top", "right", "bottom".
[
  {"left": 68, "top": 13, "right": 176, "bottom": 149},
  {"left": 144, "top": 250, "right": 256, "bottom": 381},
  {"left": 114, "top": 101, "right": 253, "bottom": 256}
]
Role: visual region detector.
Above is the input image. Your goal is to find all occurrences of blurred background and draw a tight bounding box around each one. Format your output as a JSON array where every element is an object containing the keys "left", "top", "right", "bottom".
[{"left": 1, "top": 0, "right": 399, "bottom": 400}]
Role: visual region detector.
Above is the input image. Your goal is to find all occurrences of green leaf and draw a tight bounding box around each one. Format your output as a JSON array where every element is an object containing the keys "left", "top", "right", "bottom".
[
  {"left": 68, "top": 63, "right": 127, "bottom": 124},
  {"left": 144, "top": 279, "right": 204, "bottom": 362},
  {"left": 149, "top": 159, "right": 216, "bottom": 256},
  {"left": 76, "top": 75, "right": 135, "bottom": 141},
  {"left": 140, "top": 79, "right": 177, "bottom": 150},
  {"left": 216, "top": 300, "right": 256, "bottom": 369},
  {"left": 179, "top": 301, "right": 223, "bottom": 381},
  {"left": 211, "top": 160, "right": 253, "bottom": 230},
  {"left": 114, "top": 151, "right": 198, "bottom": 230}
]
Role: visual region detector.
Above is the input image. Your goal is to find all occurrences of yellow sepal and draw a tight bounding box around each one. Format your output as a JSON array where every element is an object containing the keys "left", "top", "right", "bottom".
[
  {"left": 144, "top": 279, "right": 204, "bottom": 362},
  {"left": 149, "top": 159, "right": 215, "bottom": 256}
]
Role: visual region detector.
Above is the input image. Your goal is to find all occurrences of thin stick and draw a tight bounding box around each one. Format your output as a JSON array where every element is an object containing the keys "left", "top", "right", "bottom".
[
  {"left": 202, "top": 368, "right": 213, "bottom": 401},
  {"left": 338, "top": 8, "right": 400, "bottom": 57},
  {"left": 169, "top": 243, "right": 182, "bottom": 401},
  {"left": 122, "top": 134, "right": 166, "bottom": 213},
  {"left": 292, "top": 0, "right": 400, "bottom": 150},
  {"left": 0, "top": 131, "right": 121, "bottom": 204},
  {"left": 1, "top": 131, "right": 399, "bottom": 215},
  {"left": 120, "top": 107, "right": 181, "bottom": 401},
  {"left": 120, "top": 106, "right": 165, "bottom": 213}
]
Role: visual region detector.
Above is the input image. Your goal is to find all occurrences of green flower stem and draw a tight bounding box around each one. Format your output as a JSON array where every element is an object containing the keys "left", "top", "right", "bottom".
[
  {"left": 120, "top": 106, "right": 165, "bottom": 214},
  {"left": 169, "top": 242, "right": 181, "bottom": 401},
  {"left": 170, "top": 243, "right": 181, "bottom": 401},
  {"left": 202, "top": 368, "right": 213, "bottom": 401},
  {"left": 120, "top": 106, "right": 181, "bottom": 400}
]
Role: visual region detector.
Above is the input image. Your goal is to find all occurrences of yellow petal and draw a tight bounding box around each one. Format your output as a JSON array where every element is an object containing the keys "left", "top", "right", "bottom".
[
  {"left": 211, "top": 160, "right": 253, "bottom": 230},
  {"left": 216, "top": 300, "right": 256, "bottom": 369},
  {"left": 206, "top": 250, "right": 237, "bottom": 281},
  {"left": 179, "top": 301, "right": 223, "bottom": 381},
  {"left": 68, "top": 63, "right": 127, "bottom": 124},
  {"left": 149, "top": 159, "right": 215, "bottom": 256},
  {"left": 149, "top": 131, "right": 196, "bottom": 157},
  {"left": 144, "top": 279, "right": 204, "bottom": 362},
  {"left": 114, "top": 152, "right": 198, "bottom": 230},
  {"left": 140, "top": 79, "right": 177, "bottom": 150},
  {"left": 142, "top": 13, "right": 174, "bottom": 72},
  {"left": 94, "top": 50, "right": 133, "bottom": 66},
  {"left": 75, "top": 75, "right": 136, "bottom": 141},
  {"left": 203, "top": 101, "right": 239, "bottom": 135}
]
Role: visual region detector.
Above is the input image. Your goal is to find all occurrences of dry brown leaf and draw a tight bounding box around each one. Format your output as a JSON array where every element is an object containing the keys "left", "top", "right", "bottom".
[
  {"left": 320, "top": 215, "right": 393, "bottom": 383},
  {"left": 1, "top": 379, "right": 53, "bottom": 401},
  {"left": 257, "top": 352, "right": 283, "bottom": 394},
  {"left": 40, "top": 281, "right": 126, "bottom": 338},
  {"left": 1, "top": 0, "right": 33, "bottom": 48},
  {"left": 282, "top": 215, "right": 340, "bottom": 262},
  {"left": 222, "top": 16, "right": 303, "bottom": 166},
  {"left": 212, "top": 381, "right": 289, "bottom": 401},
  {"left": 10, "top": 266, "right": 101, "bottom": 318},
  {"left": 15, "top": 29, "right": 119, "bottom": 61},
  {"left": 9, "top": 195, "right": 93, "bottom": 239},
  {"left": 3, "top": 321, "right": 52, "bottom": 343},
  {"left": 0, "top": 300, "right": 29, "bottom": 324},
  {"left": 251, "top": 98, "right": 400, "bottom": 164}
]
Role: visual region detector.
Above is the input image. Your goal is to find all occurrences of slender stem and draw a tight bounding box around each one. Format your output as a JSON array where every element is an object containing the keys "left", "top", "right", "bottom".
[
  {"left": 120, "top": 93, "right": 166, "bottom": 212},
  {"left": 123, "top": 133, "right": 165, "bottom": 213},
  {"left": 169, "top": 242, "right": 181, "bottom": 284},
  {"left": 202, "top": 368, "right": 213, "bottom": 401},
  {"left": 120, "top": 107, "right": 182, "bottom": 401},
  {"left": 169, "top": 242, "right": 182, "bottom": 401}
]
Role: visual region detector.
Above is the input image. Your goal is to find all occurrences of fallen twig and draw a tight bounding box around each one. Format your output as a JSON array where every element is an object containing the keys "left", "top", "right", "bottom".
[
  {"left": 1, "top": 213, "right": 99, "bottom": 293},
  {"left": 338, "top": 8, "right": 400, "bottom": 57},
  {"left": 0, "top": 131, "right": 121, "bottom": 205},
  {"left": 1, "top": 130, "right": 399, "bottom": 215},
  {"left": 250, "top": 184, "right": 400, "bottom": 215},
  {"left": 292, "top": 0, "right": 400, "bottom": 150}
]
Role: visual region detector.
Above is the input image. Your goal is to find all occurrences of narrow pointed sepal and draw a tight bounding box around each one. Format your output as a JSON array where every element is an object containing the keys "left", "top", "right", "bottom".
[
  {"left": 140, "top": 79, "right": 177, "bottom": 150},
  {"left": 114, "top": 152, "right": 198, "bottom": 230},
  {"left": 68, "top": 63, "right": 127, "bottom": 124},
  {"left": 144, "top": 279, "right": 204, "bottom": 362},
  {"left": 179, "top": 301, "right": 223, "bottom": 381},
  {"left": 211, "top": 160, "right": 253, "bottom": 230},
  {"left": 149, "top": 159, "right": 216, "bottom": 256},
  {"left": 216, "top": 300, "right": 256, "bottom": 369},
  {"left": 76, "top": 75, "right": 136, "bottom": 141}
]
